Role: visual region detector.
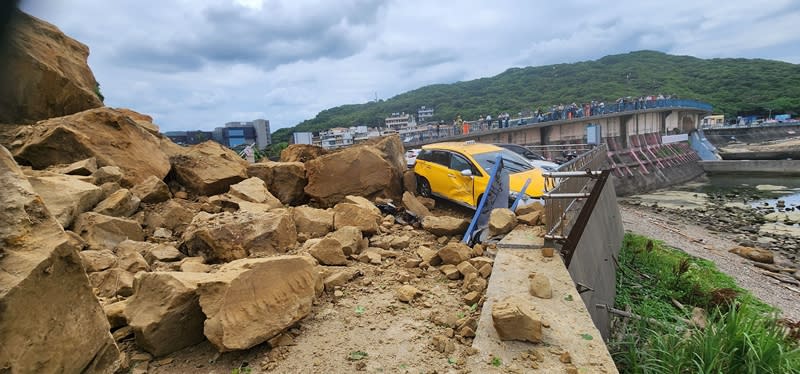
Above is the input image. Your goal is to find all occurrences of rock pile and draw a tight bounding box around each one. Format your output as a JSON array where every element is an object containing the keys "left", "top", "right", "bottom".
[{"left": 0, "top": 11, "right": 557, "bottom": 370}]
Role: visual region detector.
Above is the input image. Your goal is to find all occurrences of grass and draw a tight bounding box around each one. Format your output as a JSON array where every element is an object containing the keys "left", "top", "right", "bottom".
[{"left": 611, "top": 234, "right": 800, "bottom": 373}]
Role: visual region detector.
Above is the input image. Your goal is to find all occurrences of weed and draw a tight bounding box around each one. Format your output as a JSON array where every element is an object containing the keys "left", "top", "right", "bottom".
[
  {"left": 231, "top": 365, "right": 251, "bottom": 374},
  {"left": 564, "top": 294, "right": 573, "bottom": 301},
  {"left": 469, "top": 303, "right": 478, "bottom": 312},
  {"left": 355, "top": 305, "right": 366, "bottom": 315},
  {"left": 611, "top": 234, "right": 799, "bottom": 373},
  {"left": 448, "top": 357, "right": 456, "bottom": 365},
  {"left": 456, "top": 311, "right": 466, "bottom": 319},
  {"left": 580, "top": 333, "right": 593, "bottom": 341},
  {"left": 490, "top": 356, "right": 502, "bottom": 367},
  {"left": 348, "top": 351, "right": 368, "bottom": 361}
]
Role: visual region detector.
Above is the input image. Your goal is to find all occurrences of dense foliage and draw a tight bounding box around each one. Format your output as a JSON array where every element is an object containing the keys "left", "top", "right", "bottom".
[
  {"left": 272, "top": 50, "right": 800, "bottom": 143},
  {"left": 611, "top": 234, "right": 800, "bottom": 373}
]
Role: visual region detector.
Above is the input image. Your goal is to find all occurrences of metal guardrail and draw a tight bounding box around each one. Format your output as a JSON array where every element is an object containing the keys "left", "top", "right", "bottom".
[
  {"left": 542, "top": 144, "right": 608, "bottom": 241},
  {"left": 404, "top": 99, "right": 712, "bottom": 146}
]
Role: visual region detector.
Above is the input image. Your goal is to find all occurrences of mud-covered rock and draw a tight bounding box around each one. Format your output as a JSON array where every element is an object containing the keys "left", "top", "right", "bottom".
[
  {"left": 0, "top": 12, "right": 103, "bottom": 123},
  {"left": 12, "top": 108, "right": 170, "bottom": 187},
  {"left": 93, "top": 188, "right": 141, "bottom": 217},
  {"left": 26, "top": 171, "right": 103, "bottom": 228},
  {"left": 292, "top": 206, "right": 333, "bottom": 242},
  {"left": 131, "top": 175, "right": 171, "bottom": 204},
  {"left": 197, "top": 256, "right": 322, "bottom": 352},
  {"left": 422, "top": 215, "right": 469, "bottom": 236},
  {"left": 73, "top": 212, "right": 145, "bottom": 250},
  {"left": 125, "top": 272, "right": 208, "bottom": 357},
  {"left": 304, "top": 136, "right": 404, "bottom": 207},
  {"left": 182, "top": 209, "right": 296, "bottom": 263},
  {"left": 333, "top": 203, "right": 380, "bottom": 235},
  {"left": 492, "top": 296, "right": 543, "bottom": 343},
  {"left": 280, "top": 144, "right": 327, "bottom": 163},
  {"left": 169, "top": 141, "right": 248, "bottom": 196}
]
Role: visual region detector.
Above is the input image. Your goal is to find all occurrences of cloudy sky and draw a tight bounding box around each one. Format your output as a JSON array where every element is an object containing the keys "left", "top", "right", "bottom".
[{"left": 19, "top": 0, "right": 800, "bottom": 133}]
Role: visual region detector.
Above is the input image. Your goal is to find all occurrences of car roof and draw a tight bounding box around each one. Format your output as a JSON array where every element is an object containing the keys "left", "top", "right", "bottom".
[{"left": 421, "top": 142, "right": 501, "bottom": 154}]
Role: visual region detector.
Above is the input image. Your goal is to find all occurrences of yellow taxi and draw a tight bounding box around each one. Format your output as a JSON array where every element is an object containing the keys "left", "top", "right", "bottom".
[{"left": 413, "top": 141, "right": 546, "bottom": 208}]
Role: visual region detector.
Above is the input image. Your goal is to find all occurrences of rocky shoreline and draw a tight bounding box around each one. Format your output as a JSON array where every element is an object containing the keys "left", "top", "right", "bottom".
[{"left": 622, "top": 187, "right": 800, "bottom": 281}]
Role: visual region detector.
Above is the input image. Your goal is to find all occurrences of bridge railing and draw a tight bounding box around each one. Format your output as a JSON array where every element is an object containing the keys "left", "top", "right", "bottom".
[
  {"left": 404, "top": 99, "right": 712, "bottom": 146},
  {"left": 541, "top": 144, "right": 608, "bottom": 241}
]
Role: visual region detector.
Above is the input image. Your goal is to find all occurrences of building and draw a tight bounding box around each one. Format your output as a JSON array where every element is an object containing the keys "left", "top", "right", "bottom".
[
  {"left": 417, "top": 106, "right": 434, "bottom": 123},
  {"left": 385, "top": 112, "right": 416, "bottom": 130},
  {"left": 292, "top": 132, "right": 314, "bottom": 145},
  {"left": 212, "top": 119, "right": 272, "bottom": 149},
  {"left": 319, "top": 127, "right": 354, "bottom": 149},
  {"left": 164, "top": 130, "right": 214, "bottom": 145}
]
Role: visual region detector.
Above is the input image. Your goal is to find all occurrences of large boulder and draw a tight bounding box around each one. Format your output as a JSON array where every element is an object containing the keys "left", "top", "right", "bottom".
[
  {"left": 131, "top": 175, "right": 171, "bottom": 204},
  {"left": 58, "top": 157, "right": 97, "bottom": 176},
  {"left": 125, "top": 271, "right": 209, "bottom": 357},
  {"left": 253, "top": 161, "right": 307, "bottom": 205},
  {"left": 92, "top": 188, "right": 141, "bottom": 217},
  {"left": 307, "top": 237, "right": 348, "bottom": 266},
  {"left": 280, "top": 144, "right": 326, "bottom": 163},
  {"left": 728, "top": 246, "right": 774, "bottom": 264},
  {"left": 169, "top": 141, "right": 248, "bottom": 196},
  {"left": 0, "top": 146, "right": 120, "bottom": 372},
  {"left": 73, "top": 212, "right": 144, "bottom": 250},
  {"left": 0, "top": 11, "right": 102, "bottom": 123},
  {"left": 26, "top": 171, "right": 103, "bottom": 228},
  {"left": 333, "top": 203, "right": 381, "bottom": 235},
  {"left": 292, "top": 206, "right": 333, "bottom": 242},
  {"left": 11, "top": 108, "right": 171, "bottom": 187},
  {"left": 227, "top": 177, "right": 282, "bottom": 208},
  {"left": 182, "top": 209, "right": 296, "bottom": 263},
  {"left": 327, "top": 226, "right": 363, "bottom": 256},
  {"left": 142, "top": 199, "right": 198, "bottom": 234},
  {"left": 197, "top": 256, "right": 322, "bottom": 352},
  {"left": 421, "top": 215, "right": 469, "bottom": 236},
  {"left": 304, "top": 135, "right": 405, "bottom": 206}
]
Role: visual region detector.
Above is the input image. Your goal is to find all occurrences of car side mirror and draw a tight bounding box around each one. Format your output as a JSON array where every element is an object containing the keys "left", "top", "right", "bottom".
[{"left": 460, "top": 169, "right": 473, "bottom": 177}]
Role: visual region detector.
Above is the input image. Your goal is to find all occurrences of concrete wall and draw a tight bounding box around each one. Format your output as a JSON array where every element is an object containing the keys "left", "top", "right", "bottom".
[
  {"left": 701, "top": 160, "right": 800, "bottom": 176},
  {"left": 613, "top": 162, "right": 705, "bottom": 196},
  {"left": 566, "top": 178, "right": 624, "bottom": 339}
]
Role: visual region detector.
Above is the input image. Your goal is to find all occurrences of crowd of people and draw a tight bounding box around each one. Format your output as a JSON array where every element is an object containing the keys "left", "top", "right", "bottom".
[{"left": 437, "top": 94, "right": 680, "bottom": 137}]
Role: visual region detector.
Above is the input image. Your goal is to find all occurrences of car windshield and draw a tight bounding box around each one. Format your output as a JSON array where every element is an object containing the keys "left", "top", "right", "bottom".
[{"left": 472, "top": 149, "right": 535, "bottom": 174}]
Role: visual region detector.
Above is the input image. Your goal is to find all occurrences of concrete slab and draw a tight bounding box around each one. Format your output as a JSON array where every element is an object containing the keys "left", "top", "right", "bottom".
[
  {"left": 496, "top": 225, "right": 545, "bottom": 249},
  {"left": 467, "top": 248, "right": 618, "bottom": 373}
]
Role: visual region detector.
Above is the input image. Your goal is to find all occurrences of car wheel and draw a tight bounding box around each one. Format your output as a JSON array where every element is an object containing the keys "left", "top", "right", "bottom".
[{"left": 418, "top": 177, "right": 432, "bottom": 198}]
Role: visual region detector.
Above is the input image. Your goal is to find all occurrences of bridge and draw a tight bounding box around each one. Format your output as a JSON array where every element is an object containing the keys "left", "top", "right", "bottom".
[{"left": 406, "top": 99, "right": 712, "bottom": 149}]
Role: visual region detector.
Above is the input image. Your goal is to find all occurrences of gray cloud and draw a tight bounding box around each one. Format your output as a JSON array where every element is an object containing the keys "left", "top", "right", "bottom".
[{"left": 17, "top": 0, "right": 800, "bottom": 133}]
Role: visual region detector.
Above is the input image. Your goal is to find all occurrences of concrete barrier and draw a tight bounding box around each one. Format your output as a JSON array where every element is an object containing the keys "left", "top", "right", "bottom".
[
  {"left": 566, "top": 177, "right": 624, "bottom": 339},
  {"left": 700, "top": 160, "right": 800, "bottom": 176}
]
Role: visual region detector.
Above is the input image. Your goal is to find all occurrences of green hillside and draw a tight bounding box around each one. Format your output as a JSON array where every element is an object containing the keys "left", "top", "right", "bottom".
[{"left": 272, "top": 50, "right": 800, "bottom": 143}]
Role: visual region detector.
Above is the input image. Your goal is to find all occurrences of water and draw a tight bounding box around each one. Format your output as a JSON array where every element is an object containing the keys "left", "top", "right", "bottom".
[{"left": 676, "top": 175, "right": 800, "bottom": 208}]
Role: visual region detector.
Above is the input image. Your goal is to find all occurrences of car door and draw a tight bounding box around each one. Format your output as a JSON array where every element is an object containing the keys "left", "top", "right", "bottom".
[
  {"left": 446, "top": 152, "right": 477, "bottom": 206},
  {"left": 424, "top": 150, "right": 452, "bottom": 196}
]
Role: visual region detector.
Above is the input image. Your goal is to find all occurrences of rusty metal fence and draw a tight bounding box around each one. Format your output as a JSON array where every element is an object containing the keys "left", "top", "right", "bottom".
[{"left": 540, "top": 144, "right": 609, "bottom": 242}]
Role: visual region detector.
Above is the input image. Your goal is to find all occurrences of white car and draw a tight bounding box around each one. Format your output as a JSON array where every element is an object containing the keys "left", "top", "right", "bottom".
[{"left": 405, "top": 149, "right": 421, "bottom": 167}]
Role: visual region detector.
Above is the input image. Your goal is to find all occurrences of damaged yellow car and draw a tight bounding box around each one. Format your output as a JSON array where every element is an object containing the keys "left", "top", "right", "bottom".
[{"left": 413, "top": 141, "right": 546, "bottom": 208}]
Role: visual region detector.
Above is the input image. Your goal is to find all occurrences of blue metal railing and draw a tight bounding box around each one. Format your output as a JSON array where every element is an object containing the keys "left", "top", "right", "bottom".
[{"left": 405, "top": 99, "right": 713, "bottom": 145}]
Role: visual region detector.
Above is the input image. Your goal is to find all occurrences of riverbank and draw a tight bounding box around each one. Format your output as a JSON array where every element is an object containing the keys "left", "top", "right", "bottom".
[{"left": 619, "top": 204, "right": 800, "bottom": 321}]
